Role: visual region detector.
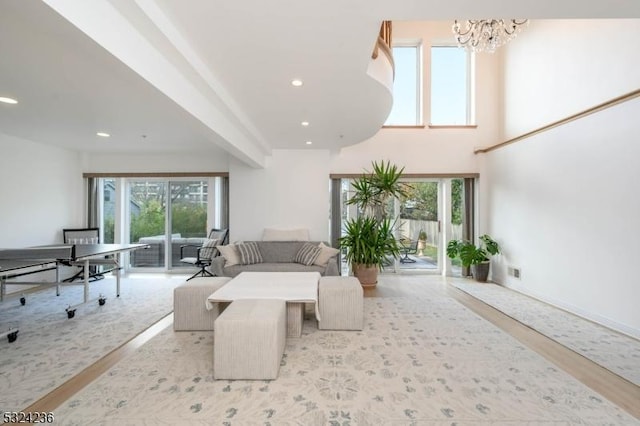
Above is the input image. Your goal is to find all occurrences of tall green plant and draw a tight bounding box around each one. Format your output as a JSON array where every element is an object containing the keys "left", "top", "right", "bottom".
[
  {"left": 339, "top": 216, "right": 401, "bottom": 268},
  {"left": 346, "top": 160, "right": 408, "bottom": 220},
  {"left": 341, "top": 160, "right": 407, "bottom": 269}
]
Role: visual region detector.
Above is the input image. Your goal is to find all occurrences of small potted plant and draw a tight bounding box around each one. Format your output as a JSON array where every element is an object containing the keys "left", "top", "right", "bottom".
[
  {"left": 446, "top": 234, "right": 500, "bottom": 282},
  {"left": 417, "top": 229, "right": 427, "bottom": 256}
]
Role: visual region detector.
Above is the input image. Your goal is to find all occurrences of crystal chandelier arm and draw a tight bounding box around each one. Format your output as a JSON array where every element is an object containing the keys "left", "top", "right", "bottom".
[{"left": 452, "top": 18, "right": 529, "bottom": 53}]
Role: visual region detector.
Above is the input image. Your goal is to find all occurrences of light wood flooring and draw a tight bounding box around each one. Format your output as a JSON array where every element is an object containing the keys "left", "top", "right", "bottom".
[{"left": 24, "top": 274, "right": 640, "bottom": 420}]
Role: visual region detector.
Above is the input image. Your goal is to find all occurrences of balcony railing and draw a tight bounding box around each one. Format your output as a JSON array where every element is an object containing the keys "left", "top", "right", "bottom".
[{"left": 372, "top": 21, "right": 392, "bottom": 61}]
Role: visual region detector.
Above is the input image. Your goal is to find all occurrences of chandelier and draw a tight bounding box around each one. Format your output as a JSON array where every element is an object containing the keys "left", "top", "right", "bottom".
[{"left": 452, "top": 19, "right": 529, "bottom": 53}]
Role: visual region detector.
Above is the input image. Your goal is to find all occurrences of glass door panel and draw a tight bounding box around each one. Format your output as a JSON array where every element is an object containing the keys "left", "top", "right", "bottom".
[
  {"left": 128, "top": 180, "right": 167, "bottom": 269},
  {"left": 101, "top": 178, "right": 116, "bottom": 243},
  {"left": 397, "top": 181, "right": 440, "bottom": 272},
  {"left": 450, "top": 178, "right": 464, "bottom": 276},
  {"left": 169, "top": 181, "right": 208, "bottom": 269},
  {"left": 339, "top": 179, "right": 355, "bottom": 276}
]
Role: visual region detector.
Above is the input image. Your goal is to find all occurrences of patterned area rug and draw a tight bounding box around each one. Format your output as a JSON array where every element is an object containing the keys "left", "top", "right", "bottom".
[
  {"left": 0, "top": 275, "right": 185, "bottom": 411},
  {"left": 450, "top": 280, "right": 640, "bottom": 387},
  {"left": 54, "top": 290, "right": 637, "bottom": 424}
]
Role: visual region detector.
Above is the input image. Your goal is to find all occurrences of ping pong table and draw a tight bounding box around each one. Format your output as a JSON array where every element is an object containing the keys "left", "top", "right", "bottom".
[{"left": 0, "top": 243, "right": 147, "bottom": 342}]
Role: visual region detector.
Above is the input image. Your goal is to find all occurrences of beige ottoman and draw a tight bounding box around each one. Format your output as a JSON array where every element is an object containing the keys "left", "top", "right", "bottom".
[
  {"left": 318, "top": 276, "right": 364, "bottom": 330},
  {"left": 214, "top": 299, "right": 286, "bottom": 380},
  {"left": 173, "top": 277, "right": 232, "bottom": 331}
]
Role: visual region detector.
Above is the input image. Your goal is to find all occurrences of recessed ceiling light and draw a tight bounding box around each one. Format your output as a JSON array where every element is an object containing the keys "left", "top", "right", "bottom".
[
  {"left": 305, "top": 141, "right": 312, "bottom": 145},
  {"left": 96, "top": 132, "right": 110, "bottom": 138},
  {"left": 301, "top": 121, "right": 309, "bottom": 126},
  {"left": 291, "top": 79, "right": 303, "bottom": 87},
  {"left": 0, "top": 97, "right": 18, "bottom": 104}
]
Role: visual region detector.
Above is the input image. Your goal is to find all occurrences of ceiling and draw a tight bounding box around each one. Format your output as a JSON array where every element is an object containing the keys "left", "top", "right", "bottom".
[{"left": 1, "top": 0, "right": 639, "bottom": 167}]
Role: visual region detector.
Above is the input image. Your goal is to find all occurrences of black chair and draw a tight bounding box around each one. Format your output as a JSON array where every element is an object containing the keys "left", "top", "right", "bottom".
[
  {"left": 399, "top": 238, "right": 418, "bottom": 264},
  {"left": 62, "top": 227, "right": 105, "bottom": 282},
  {"left": 180, "top": 228, "right": 229, "bottom": 281}
]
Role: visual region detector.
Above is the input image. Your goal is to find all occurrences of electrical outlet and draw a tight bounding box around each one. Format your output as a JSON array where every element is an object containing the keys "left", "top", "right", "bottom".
[{"left": 508, "top": 266, "right": 521, "bottom": 279}]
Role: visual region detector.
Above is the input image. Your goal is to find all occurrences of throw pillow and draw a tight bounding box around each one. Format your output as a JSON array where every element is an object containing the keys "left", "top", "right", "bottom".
[
  {"left": 294, "top": 242, "right": 322, "bottom": 266},
  {"left": 217, "top": 244, "right": 241, "bottom": 267},
  {"left": 199, "top": 238, "right": 220, "bottom": 260},
  {"left": 313, "top": 242, "right": 340, "bottom": 267},
  {"left": 237, "top": 241, "right": 263, "bottom": 265}
]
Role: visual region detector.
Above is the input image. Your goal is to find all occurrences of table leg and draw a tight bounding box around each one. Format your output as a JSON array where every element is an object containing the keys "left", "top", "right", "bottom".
[
  {"left": 115, "top": 253, "right": 120, "bottom": 297},
  {"left": 55, "top": 263, "right": 60, "bottom": 296},
  {"left": 83, "top": 259, "right": 90, "bottom": 303},
  {"left": 286, "top": 302, "right": 304, "bottom": 337}
]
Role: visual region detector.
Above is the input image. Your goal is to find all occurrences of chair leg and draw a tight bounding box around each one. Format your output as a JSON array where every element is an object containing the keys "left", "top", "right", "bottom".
[
  {"left": 400, "top": 255, "right": 416, "bottom": 264},
  {"left": 186, "top": 267, "right": 215, "bottom": 281}
]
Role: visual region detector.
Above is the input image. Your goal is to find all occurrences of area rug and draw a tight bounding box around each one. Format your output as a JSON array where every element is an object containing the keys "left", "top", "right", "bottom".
[
  {"left": 0, "top": 275, "right": 185, "bottom": 411},
  {"left": 450, "top": 280, "right": 640, "bottom": 387},
  {"left": 53, "top": 293, "right": 637, "bottom": 425}
]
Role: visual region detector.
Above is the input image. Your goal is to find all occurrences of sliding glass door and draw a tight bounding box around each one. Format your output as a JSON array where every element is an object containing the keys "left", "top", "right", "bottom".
[
  {"left": 334, "top": 176, "right": 469, "bottom": 276},
  {"left": 97, "top": 177, "right": 219, "bottom": 272},
  {"left": 396, "top": 180, "right": 441, "bottom": 272},
  {"left": 169, "top": 181, "right": 208, "bottom": 269},
  {"left": 127, "top": 180, "right": 168, "bottom": 269}
]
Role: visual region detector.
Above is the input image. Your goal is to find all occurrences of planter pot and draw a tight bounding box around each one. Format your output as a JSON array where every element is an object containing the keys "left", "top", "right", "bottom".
[
  {"left": 471, "top": 262, "right": 490, "bottom": 282},
  {"left": 353, "top": 263, "right": 378, "bottom": 287},
  {"left": 417, "top": 239, "right": 426, "bottom": 256}
]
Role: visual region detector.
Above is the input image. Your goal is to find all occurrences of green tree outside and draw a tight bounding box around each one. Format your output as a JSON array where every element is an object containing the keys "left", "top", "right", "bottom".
[{"left": 399, "top": 180, "right": 463, "bottom": 223}]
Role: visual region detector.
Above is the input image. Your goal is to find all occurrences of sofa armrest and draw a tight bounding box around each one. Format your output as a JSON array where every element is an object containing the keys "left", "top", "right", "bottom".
[
  {"left": 324, "top": 256, "right": 340, "bottom": 276},
  {"left": 210, "top": 256, "right": 227, "bottom": 276}
]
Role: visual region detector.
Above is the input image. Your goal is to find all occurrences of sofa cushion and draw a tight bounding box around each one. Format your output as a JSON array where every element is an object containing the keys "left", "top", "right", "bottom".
[
  {"left": 314, "top": 242, "right": 340, "bottom": 267},
  {"left": 222, "top": 262, "right": 326, "bottom": 277},
  {"left": 237, "top": 242, "right": 263, "bottom": 265},
  {"left": 256, "top": 241, "right": 303, "bottom": 263},
  {"left": 294, "top": 242, "right": 322, "bottom": 266},
  {"left": 218, "top": 244, "right": 241, "bottom": 267}
]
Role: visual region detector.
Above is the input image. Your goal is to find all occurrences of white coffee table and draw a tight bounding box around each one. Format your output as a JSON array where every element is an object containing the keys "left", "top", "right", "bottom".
[{"left": 206, "top": 271, "right": 321, "bottom": 337}]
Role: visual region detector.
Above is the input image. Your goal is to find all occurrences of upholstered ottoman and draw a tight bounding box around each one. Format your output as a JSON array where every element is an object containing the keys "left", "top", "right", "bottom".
[
  {"left": 318, "top": 276, "right": 364, "bottom": 330},
  {"left": 214, "top": 299, "right": 286, "bottom": 380},
  {"left": 173, "top": 277, "right": 232, "bottom": 331}
]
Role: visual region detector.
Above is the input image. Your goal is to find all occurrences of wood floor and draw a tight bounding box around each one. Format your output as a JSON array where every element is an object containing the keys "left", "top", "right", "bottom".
[{"left": 24, "top": 274, "right": 640, "bottom": 420}]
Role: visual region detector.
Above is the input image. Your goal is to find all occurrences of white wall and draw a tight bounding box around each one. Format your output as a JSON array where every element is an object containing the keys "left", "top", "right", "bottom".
[
  {"left": 503, "top": 19, "right": 640, "bottom": 139},
  {"left": 0, "top": 133, "right": 83, "bottom": 246},
  {"left": 229, "top": 150, "right": 331, "bottom": 242},
  {"left": 483, "top": 19, "right": 640, "bottom": 337}
]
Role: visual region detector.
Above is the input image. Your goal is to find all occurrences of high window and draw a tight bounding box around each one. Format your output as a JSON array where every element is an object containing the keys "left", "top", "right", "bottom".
[
  {"left": 430, "top": 45, "right": 475, "bottom": 126},
  {"left": 384, "top": 42, "right": 423, "bottom": 126}
]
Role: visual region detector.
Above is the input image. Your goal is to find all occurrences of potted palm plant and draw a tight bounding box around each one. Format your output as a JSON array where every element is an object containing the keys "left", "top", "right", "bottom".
[
  {"left": 339, "top": 216, "right": 400, "bottom": 286},
  {"left": 339, "top": 160, "right": 407, "bottom": 287},
  {"left": 446, "top": 234, "right": 500, "bottom": 282}
]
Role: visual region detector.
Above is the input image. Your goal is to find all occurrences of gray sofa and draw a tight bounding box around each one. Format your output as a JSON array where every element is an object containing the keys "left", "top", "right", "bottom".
[{"left": 209, "top": 241, "right": 339, "bottom": 277}]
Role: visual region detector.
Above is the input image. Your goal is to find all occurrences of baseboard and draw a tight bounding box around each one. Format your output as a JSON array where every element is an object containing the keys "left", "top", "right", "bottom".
[{"left": 498, "top": 282, "right": 640, "bottom": 341}]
